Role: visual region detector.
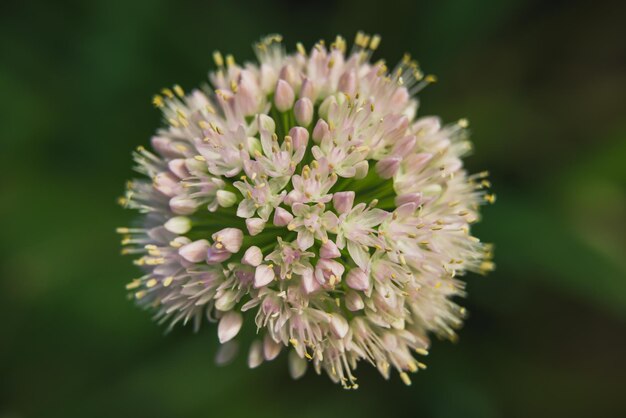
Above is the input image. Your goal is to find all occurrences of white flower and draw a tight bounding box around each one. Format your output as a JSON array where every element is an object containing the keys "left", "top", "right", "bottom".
[{"left": 118, "top": 32, "right": 494, "bottom": 389}]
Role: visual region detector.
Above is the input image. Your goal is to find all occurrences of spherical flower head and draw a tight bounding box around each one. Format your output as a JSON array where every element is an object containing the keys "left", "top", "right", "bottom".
[{"left": 118, "top": 32, "right": 495, "bottom": 389}]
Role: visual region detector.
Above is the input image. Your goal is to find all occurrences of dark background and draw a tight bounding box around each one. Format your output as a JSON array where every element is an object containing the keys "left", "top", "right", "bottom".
[{"left": 1, "top": 0, "right": 625, "bottom": 417}]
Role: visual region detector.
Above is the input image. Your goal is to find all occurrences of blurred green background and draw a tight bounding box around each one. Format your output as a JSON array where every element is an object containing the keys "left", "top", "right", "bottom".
[{"left": 2, "top": 0, "right": 625, "bottom": 417}]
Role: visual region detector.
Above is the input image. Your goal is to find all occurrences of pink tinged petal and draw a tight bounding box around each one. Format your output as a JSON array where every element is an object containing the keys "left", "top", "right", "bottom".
[
  {"left": 164, "top": 216, "right": 191, "bottom": 234},
  {"left": 242, "top": 246, "right": 263, "bottom": 267},
  {"left": 354, "top": 160, "right": 369, "bottom": 179},
  {"left": 333, "top": 191, "right": 355, "bottom": 214},
  {"left": 263, "top": 334, "right": 282, "bottom": 361},
  {"left": 395, "top": 193, "right": 423, "bottom": 207},
  {"left": 254, "top": 265, "right": 275, "bottom": 288},
  {"left": 376, "top": 156, "right": 402, "bottom": 179},
  {"left": 167, "top": 158, "right": 190, "bottom": 179},
  {"left": 294, "top": 97, "right": 313, "bottom": 127},
  {"left": 393, "top": 135, "right": 417, "bottom": 156},
  {"left": 406, "top": 152, "right": 434, "bottom": 170},
  {"left": 153, "top": 172, "right": 180, "bottom": 197},
  {"left": 169, "top": 195, "right": 198, "bottom": 215},
  {"left": 150, "top": 136, "right": 176, "bottom": 158},
  {"left": 289, "top": 126, "right": 309, "bottom": 150},
  {"left": 319, "top": 240, "right": 341, "bottom": 259},
  {"left": 216, "top": 190, "right": 237, "bottom": 208},
  {"left": 301, "top": 267, "right": 320, "bottom": 294},
  {"left": 345, "top": 290, "right": 365, "bottom": 311},
  {"left": 248, "top": 340, "right": 264, "bottom": 369},
  {"left": 312, "top": 119, "right": 329, "bottom": 143},
  {"left": 338, "top": 70, "right": 357, "bottom": 96},
  {"left": 273, "top": 207, "right": 294, "bottom": 226},
  {"left": 297, "top": 229, "right": 314, "bottom": 250},
  {"left": 178, "top": 239, "right": 210, "bottom": 263},
  {"left": 299, "top": 78, "right": 316, "bottom": 101},
  {"left": 329, "top": 314, "right": 349, "bottom": 338},
  {"left": 212, "top": 228, "right": 243, "bottom": 253},
  {"left": 206, "top": 247, "right": 231, "bottom": 264},
  {"left": 346, "top": 267, "right": 370, "bottom": 291},
  {"left": 347, "top": 240, "right": 370, "bottom": 270},
  {"left": 215, "top": 340, "right": 238, "bottom": 366},
  {"left": 414, "top": 116, "right": 441, "bottom": 135},
  {"left": 279, "top": 64, "right": 298, "bottom": 86},
  {"left": 288, "top": 350, "right": 307, "bottom": 380},
  {"left": 274, "top": 79, "right": 295, "bottom": 112},
  {"left": 391, "top": 86, "right": 409, "bottom": 108},
  {"left": 245, "top": 218, "right": 266, "bottom": 236},
  {"left": 395, "top": 202, "right": 418, "bottom": 218},
  {"left": 218, "top": 311, "right": 243, "bottom": 343}
]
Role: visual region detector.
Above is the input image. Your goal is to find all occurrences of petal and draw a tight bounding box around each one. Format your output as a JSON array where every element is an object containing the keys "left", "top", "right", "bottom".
[
  {"left": 347, "top": 240, "right": 370, "bottom": 270},
  {"left": 214, "top": 340, "right": 239, "bottom": 366},
  {"left": 345, "top": 290, "right": 365, "bottom": 311},
  {"left": 301, "top": 267, "right": 320, "bottom": 294},
  {"left": 254, "top": 264, "right": 275, "bottom": 288},
  {"left": 218, "top": 311, "right": 243, "bottom": 343},
  {"left": 212, "top": 228, "right": 243, "bottom": 253},
  {"left": 237, "top": 199, "right": 256, "bottom": 218},
  {"left": 297, "top": 229, "right": 314, "bottom": 250},
  {"left": 329, "top": 314, "right": 349, "bottom": 338},
  {"left": 288, "top": 350, "right": 307, "bottom": 379},
  {"left": 242, "top": 246, "right": 263, "bottom": 267},
  {"left": 245, "top": 218, "right": 266, "bottom": 236},
  {"left": 248, "top": 340, "right": 264, "bottom": 369},
  {"left": 319, "top": 240, "right": 341, "bottom": 259},
  {"left": 333, "top": 191, "right": 355, "bottom": 214},
  {"left": 263, "top": 334, "right": 283, "bottom": 361},
  {"left": 273, "top": 206, "right": 294, "bottom": 226},
  {"left": 178, "top": 239, "right": 210, "bottom": 263},
  {"left": 346, "top": 267, "right": 370, "bottom": 291},
  {"left": 164, "top": 216, "right": 191, "bottom": 234}
]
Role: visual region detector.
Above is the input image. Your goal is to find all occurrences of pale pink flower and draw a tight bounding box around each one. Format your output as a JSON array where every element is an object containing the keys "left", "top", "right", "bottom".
[{"left": 118, "top": 33, "right": 494, "bottom": 389}]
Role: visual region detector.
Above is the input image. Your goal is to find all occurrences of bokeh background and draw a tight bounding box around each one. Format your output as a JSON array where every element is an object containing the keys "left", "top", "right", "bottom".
[{"left": 2, "top": 0, "right": 625, "bottom": 417}]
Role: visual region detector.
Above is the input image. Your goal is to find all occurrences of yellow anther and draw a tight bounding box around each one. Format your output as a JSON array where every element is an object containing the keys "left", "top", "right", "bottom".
[
  {"left": 399, "top": 372, "right": 412, "bottom": 386},
  {"left": 125, "top": 280, "right": 141, "bottom": 290},
  {"left": 173, "top": 84, "right": 184, "bottom": 98},
  {"left": 146, "top": 278, "right": 157, "bottom": 288},
  {"left": 152, "top": 94, "right": 164, "bottom": 108},
  {"left": 369, "top": 34, "right": 381, "bottom": 50},
  {"left": 480, "top": 261, "right": 495, "bottom": 273},
  {"left": 225, "top": 54, "right": 235, "bottom": 67},
  {"left": 161, "top": 88, "right": 174, "bottom": 98},
  {"left": 296, "top": 42, "right": 307, "bottom": 56},
  {"left": 163, "top": 276, "right": 174, "bottom": 287},
  {"left": 425, "top": 74, "right": 438, "bottom": 83},
  {"left": 213, "top": 51, "right": 224, "bottom": 67}
]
